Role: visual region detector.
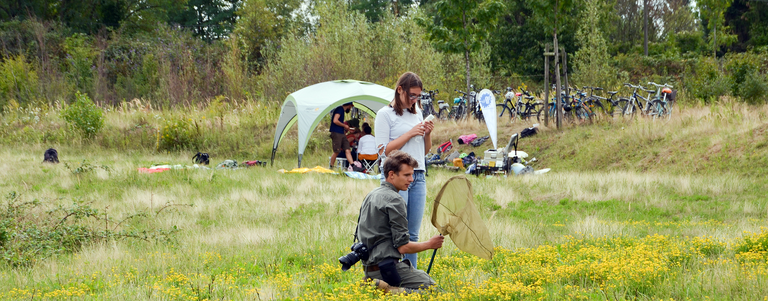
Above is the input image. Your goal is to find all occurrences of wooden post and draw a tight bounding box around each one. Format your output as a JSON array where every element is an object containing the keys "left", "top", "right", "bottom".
[{"left": 544, "top": 44, "right": 550, "bottom": 127}]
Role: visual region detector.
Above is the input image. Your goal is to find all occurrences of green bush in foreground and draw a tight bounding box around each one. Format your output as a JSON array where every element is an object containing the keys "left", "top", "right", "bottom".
[
  {"left": 61, "top": 92, "right": 104, "bottom": 139},
  {"left": 0, "top": 189, "right": 178, "bottom": 269}
]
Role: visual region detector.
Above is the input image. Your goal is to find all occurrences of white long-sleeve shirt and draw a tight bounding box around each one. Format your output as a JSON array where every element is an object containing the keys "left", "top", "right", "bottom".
[{"left": 375, "top": 105, "right": 426, "bottom": 171}]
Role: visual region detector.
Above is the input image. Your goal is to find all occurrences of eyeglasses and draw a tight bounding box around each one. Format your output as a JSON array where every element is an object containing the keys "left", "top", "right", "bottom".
[{"left": 408, "top": 94, "right": 419, "bottom": 100}]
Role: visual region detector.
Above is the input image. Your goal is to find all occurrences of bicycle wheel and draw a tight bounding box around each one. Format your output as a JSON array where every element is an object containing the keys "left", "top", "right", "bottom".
[
  {"left": 528, "top": 103, "right": 543, "bottom": 123},
  {"left": 475, "top": 109, "right": 485, "bottom": 123},
  {"left": 665, "top": 100, "right": 675, "bottom": 120},
  {"left": 496, "top": 104, "right": 510, "bottom": 123},
  {"left": 592, "top": 100, "right": 607, "bottom": 120},
  {"left": 454, "top": 106, "right": 465, "bottom": 121},
  {"left": 438, "top": 107, "right": 449, "bottom": 120},
  {"left": 618, "top": 98, "right": 637, "bottom": 118},
  {"left": 648, "top": 100, "right": 662, "bottom": 120},
  {"left": 607, "top": 101, "right": 620, "bottom": 118},
  {"left": 575, "top": 106, "right": 591, "bottom": 123},
  {"left": 651, "top": 100, "right": 670, "bottom": 121}
]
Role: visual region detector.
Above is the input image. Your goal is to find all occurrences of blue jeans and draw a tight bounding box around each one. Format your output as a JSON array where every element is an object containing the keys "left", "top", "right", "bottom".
[{"left": 398, "top": 170, "right": 426, "bottom": 269}]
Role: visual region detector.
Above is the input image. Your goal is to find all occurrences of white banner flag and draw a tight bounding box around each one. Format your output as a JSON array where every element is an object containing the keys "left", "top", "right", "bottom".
[{"left": 478, "top": 89, "right": 497, "bottom": 149}]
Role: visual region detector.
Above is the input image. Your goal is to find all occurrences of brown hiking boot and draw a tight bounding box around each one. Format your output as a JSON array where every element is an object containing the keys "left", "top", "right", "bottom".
[{"left": 372, "top": 279, "right": 406, "bottom": 295}]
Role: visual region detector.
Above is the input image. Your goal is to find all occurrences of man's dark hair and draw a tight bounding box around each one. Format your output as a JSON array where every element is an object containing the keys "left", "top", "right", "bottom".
[
  {"left": 363, "top": 125, "right": 372, "bottom": 135},
  {"left": 348, "top": 118, "right": 360, "bottom": 129},
  {"left": 383, "top": 150, "right": 418, "bottom": 177},
  {"left": 392, "top": 72, "right": 423, "bottom": 116}
]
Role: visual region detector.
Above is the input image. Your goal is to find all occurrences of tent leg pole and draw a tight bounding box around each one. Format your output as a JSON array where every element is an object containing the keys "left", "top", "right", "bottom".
[
  {"left": 298, "top": 154, "right": 303, "bottom": 168},
  {"left": 270, "top": 149, "right": 277, "bottom": 166},
  {"left": 426, "top": 249, "right": 438, "bottom": 275}
]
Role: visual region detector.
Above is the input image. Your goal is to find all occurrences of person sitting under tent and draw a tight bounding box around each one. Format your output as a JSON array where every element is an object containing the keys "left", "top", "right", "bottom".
[
  {"left": 330, "top": 102, "right": 356, "bottom": 168},
  {"left": 357, "top": 124, "right": 378, "bottom": 169},
  {"left": 345, "top": 118, "right": 364, "bottom": 159},
  {"left": 357, "top": 150, "right": 444, "bottom": 294},
  {"left": 346, "top": 118, "right": 363, "bottom": 148}
]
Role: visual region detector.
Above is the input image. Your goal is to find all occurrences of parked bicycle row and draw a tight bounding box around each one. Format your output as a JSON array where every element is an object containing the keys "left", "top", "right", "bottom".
[
  {"left": 419, "top": 85, "right": 486, "bottom": 122},
  {"left": 418, "top": 81, "right": 677, "bottom": 124},
  {"left": 542, "top": 82, "right": 677, "bottom": 123}
]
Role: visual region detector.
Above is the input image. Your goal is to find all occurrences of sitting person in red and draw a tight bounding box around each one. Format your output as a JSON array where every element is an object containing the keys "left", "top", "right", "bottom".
[
  {"left": 346, "top": 119, "right": 364, "bottom": 148},
  {"left": 357, "top": 124, "right": 378, "bottom": 164},
  {"left": 344, "top": 119, "right": 365, "bottom": 160}
]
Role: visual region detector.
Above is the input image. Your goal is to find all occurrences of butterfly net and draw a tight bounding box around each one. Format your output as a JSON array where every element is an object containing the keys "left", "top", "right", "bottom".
[{"left": 431, "top": 175, "right": 494, "bottom": 260}]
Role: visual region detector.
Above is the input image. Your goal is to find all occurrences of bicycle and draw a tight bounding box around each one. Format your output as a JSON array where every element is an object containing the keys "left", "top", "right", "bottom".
[
  {"left": 548, "top": 88, "right": 570, "bottom": 123},
  {"left": 568, "top": 88, "right": 593, "bottom": 123},
  {"left": 516, "top": 89, "right": 543, "bottom": 122},
  {"left": 420, "top": 89, "right": 443, "bottom": 119},
  {"left": 618, "top": 83, "right": 654, "bottom": 118},
  {"left": 646, "top": 82, "right": 675, "bottom": 120},
  {"left": 583, "top": 86, "right": 612, "bottom": 119},
  {"left": 589, "top": 87, "right": 622, "bottom": 118},
  {"left": 449, "top": 90, "right": 469, "bottom": 121},
  {"left": 496, "top": 87, "right": 519, "bottom": 123},
  {"left": 466, "top": 85, "right": 485, "bottom": 123}
]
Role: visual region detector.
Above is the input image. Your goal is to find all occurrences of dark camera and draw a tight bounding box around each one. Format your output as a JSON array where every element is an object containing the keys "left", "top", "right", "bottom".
[{"left": 339, "top": 242, "right": 370, "bottom": 271}]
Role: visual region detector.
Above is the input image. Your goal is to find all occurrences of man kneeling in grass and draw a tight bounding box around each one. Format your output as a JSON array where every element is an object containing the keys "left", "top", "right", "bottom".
[{"left": 357, "top": 150, "right": 444, "bottom": 294}]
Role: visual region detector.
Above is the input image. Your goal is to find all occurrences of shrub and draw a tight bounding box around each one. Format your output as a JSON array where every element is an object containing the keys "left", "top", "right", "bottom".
[
  {"left": 0, "top": 54, "right": 40, "bottom": 110},
  {"left": 61, "top": 91, "right": 104, "bottom": 139},
  {"left": 723, "top": 52, "right": 762, "bottom": 97},
  {"left": 0, "top": 191, "right": 179, "bottom": 268},
  {"left": 683, "top": 57, "right": 730, "bottom": 103},
  {"left": 738, "top": 71, "right": 768, "bottom": 104},
  {"left": 723, "top": 52, "right": 768, "bottom": 103},
  {"left": 159, "top": 115, "right": 201, "bottom": 151}
]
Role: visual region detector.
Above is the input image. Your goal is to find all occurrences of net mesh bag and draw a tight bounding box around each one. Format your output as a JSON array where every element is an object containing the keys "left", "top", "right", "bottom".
[{"left": 431, "top": 175, "right": 494, "bottom": 260}]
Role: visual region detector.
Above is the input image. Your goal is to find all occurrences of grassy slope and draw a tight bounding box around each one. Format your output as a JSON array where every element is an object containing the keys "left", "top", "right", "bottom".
[{"left": 422, "top": 102, "right": 768, "bottom": 178}]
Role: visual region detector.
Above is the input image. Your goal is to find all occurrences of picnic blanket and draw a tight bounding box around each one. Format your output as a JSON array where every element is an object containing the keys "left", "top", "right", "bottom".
[
  {"left": 277, "top": 166, "right": 339, "bottom": 174},
  {"left": 138, "top": 164, "right": 210, "bottom": 173},
  {"left": 344, "top": 171, "right": 382, "bottom": 180}
]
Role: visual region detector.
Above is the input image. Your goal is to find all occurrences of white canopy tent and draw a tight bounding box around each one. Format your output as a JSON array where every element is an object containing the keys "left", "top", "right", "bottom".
[{"left": 271, "top": 80, "right": 395, "bottom": 167}]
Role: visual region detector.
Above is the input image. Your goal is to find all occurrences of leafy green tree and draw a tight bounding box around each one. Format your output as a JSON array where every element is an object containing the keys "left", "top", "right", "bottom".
[
  {"left": 168, "top": 0, "right": 240, "bottom": 42},
  {"left": 233, "top": 0, "right": 304, "bottom": 66},
  {"left": 487, "top": 0, "right": 580, "bottom": 80},
  {"left": 419, "top": 0, "right": 504, "bottom": 93},
  {"left": 660, "top": 0, "right": 697, "bottom": 40},
  {"left": 698, "top": 0, "right": 735, "bottom": 58},
  {"left": 1, "top": 0, "right": 187, "bottom": 34},
  {"left": 572, "top": 0, "right": 616, "bottom": 89},
  {"left": 725, "top": 0, "right": 768, "bottom": 51},
  {"left": 347, "top": 0, "right": 417, "bottom": 22},
  {"left": 0, "top": 0, "right": 52, "bottom": 21},
  {"left": 744, "top": 2, "right": 768, "bottom": 48}
]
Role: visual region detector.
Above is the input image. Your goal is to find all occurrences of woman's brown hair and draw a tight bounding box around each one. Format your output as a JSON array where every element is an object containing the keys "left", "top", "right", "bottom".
[{"left": 391, "top": 72, "right": 423, "bottom": 116}]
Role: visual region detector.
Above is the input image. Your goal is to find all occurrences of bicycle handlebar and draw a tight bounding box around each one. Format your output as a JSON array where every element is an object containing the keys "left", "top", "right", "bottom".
[
  {"left": 624, "top": 83, "right": 650, "bottom": 91},
  {"left": 647, "top": 82, "right": 674, "bottom": 89}
]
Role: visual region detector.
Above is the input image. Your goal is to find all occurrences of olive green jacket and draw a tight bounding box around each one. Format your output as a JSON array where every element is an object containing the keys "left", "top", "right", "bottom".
[{"left": 357, "top": 182, "right": 410, "bottom": 266}]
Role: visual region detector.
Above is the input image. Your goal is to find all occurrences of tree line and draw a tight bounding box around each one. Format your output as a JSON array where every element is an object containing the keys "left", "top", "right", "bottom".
[{"left": 1, "top": 0, "right": 767, "bottom": 111}]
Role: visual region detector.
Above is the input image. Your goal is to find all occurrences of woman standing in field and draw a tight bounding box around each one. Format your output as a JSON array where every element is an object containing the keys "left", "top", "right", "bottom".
[{"left": 375, "top": 72, "right": 434, "bottom": 268}]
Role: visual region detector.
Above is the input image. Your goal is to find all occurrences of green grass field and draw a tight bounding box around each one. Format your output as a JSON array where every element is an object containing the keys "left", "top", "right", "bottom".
[{"left": 1, "top": 102, "right": 768, "bottom": 300}]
